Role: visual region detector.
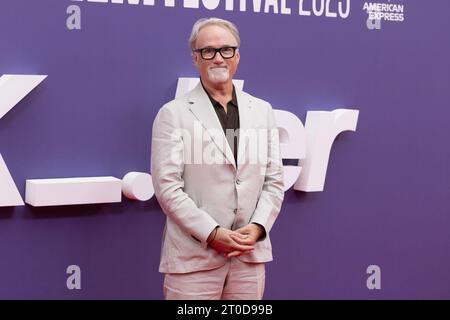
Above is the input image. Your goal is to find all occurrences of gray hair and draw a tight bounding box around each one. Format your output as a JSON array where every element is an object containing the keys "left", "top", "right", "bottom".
[{"left": 188, "top": 17, "right": 241, "bottom": 51}]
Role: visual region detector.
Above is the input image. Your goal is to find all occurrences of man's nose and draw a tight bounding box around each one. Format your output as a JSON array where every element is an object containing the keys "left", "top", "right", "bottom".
[{"left": 212, "top": 51, "right": 225, "bottom": 64}]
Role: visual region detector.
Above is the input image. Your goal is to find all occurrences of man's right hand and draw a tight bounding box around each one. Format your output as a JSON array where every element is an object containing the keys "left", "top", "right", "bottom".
[{"left": 208, "top": 227, "right": 254, "bottom": 255}]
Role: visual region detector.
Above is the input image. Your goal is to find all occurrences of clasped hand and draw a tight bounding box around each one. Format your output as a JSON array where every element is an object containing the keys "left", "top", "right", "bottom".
[{"left": 208, "top": 224, "right": 264, "bottom": 258}]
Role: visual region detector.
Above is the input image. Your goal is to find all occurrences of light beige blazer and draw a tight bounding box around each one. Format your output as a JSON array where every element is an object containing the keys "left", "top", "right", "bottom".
[{"left": 151, "top": 83, "right": 284, "bottom": 274}]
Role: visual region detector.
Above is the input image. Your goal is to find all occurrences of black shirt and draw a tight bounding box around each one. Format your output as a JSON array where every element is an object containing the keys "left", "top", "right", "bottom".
[{"left": 202, "top": 82, "right": 240, "bottom": 165}]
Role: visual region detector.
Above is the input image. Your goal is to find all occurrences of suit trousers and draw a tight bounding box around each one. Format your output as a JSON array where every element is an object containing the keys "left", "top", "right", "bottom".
[{"left": 163, "top": 258, "right": 265, "bottom": 300}]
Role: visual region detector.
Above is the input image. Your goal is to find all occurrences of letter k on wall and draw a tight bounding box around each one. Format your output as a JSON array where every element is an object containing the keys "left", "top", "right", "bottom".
[{"left": 0, "top": 74, "right": 47, "bottom": 206}]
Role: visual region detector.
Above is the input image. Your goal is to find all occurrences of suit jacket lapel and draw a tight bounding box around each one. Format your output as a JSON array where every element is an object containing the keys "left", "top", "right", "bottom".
[
  {"left": 235, "top": 89, "right": 253, "bottom": 168},
  {"left": 187, "top": 83, "right": 237, "bottom": 169}
]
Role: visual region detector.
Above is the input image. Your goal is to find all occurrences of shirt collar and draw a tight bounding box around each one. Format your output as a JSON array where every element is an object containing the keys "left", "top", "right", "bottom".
[{"left": 201, "top": 79, "right": 238, "bottom": 108}]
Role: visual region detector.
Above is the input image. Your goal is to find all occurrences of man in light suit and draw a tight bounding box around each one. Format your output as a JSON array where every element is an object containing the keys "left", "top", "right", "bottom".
[{"left": 151, "top": 17, "right": 284, "bottom": 300}]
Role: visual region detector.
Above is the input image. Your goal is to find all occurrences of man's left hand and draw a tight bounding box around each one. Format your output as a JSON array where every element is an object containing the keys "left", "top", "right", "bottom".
[{"left": 227, "top": 223, "right": 265, "bottom": 258}]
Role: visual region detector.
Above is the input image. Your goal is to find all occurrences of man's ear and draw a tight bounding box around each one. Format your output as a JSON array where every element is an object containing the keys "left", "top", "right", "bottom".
[{"left": 192, "top": 52, "right": 199, "bottom": 67}]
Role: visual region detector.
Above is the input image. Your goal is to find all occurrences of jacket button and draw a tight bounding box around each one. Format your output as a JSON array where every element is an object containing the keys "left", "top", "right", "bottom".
[
  {"left": 236, "top": 179, "right": 241, "bottom": 185},
  {"left": 234, "top": 209, "right": 238, "bottom": 214}
]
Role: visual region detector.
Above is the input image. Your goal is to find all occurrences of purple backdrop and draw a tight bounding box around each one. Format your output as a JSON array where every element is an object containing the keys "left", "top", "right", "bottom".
[{"left": 0, "top": 0, "right": 449, "bottom": 299}]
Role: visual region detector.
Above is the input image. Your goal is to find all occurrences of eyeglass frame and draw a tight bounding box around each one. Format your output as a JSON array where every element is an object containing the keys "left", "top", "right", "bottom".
[{"left": 193, "top": 46, "right": 238, "bottom": 60}]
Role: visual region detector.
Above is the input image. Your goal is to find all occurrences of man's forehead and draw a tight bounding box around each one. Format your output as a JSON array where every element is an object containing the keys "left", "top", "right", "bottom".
[{"left": 196, "top": 25, "right": 237, "bottom": 45}]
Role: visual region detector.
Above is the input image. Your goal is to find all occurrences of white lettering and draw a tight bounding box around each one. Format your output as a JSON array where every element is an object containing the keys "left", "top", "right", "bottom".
[
  {"left": 294, "top": 109, "right": 359, "bottom": 192},
  {"left": 202, "top": 0, "right": 220, "bottom": 10},
  {"left": 72, "top": 0, "right": 353, "bottom": 19},
  {"left": 338, "top": 0, "right": 350, "bottom": 18},
  {"left": 313, "top": 0, "right": 325, "bottom": 16},
  {"left": 0, "top": 75, "right": 359, "bottom": 207},
  {"left": 280, "top": 0, "right": 291, "bottom": 14},
  {"left": 299, "top": 0, "right": 312, "bottom": 16},
  {"left": 225, "top": 0, "right": 234, "bottom": 10},
  {"left": 325, "top": 0, "right": 337, "bottom": 18},
  {"left": 184, "top": 0, "right": 199, "bottom": 8},
  {"left": 264, "top": 0, "right": 278, "bottom": 14}
]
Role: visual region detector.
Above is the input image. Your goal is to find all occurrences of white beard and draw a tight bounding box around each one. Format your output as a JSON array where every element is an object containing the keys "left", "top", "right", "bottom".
[{"left": 207, "top": 67, "right": 229, "bottom": 83}]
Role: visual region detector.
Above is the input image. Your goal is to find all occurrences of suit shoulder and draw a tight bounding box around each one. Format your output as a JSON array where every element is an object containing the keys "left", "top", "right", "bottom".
[
  {"left": 158, "top": 93, "right": 189, "bottom": 113},
  {"left": 153, "top": 93, "right": 191, "bottom": 127}
]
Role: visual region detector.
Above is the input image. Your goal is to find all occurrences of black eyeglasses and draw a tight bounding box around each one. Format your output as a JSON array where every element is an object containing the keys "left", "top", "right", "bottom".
[{"left": 193, "top": 46, "right": 238, "bottom": 60}]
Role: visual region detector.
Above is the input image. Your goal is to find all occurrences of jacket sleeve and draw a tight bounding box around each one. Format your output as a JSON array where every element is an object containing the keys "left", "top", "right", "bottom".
[
  {"left": 249, "top": 103, "right": 285, "bottom": 236},
  {"left": 151, "top": 105, "right": 219, "bottom": 246}
]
